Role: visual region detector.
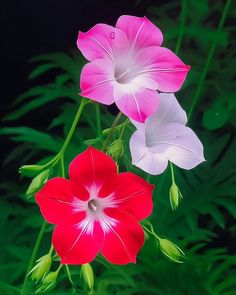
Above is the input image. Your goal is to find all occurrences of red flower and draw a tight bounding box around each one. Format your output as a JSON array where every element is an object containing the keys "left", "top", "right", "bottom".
[{"left": 35, "top": 147, "right": 154, "bottom": 265}]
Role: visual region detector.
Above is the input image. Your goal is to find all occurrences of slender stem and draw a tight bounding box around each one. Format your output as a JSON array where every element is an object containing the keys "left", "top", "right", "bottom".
[
  {"left": 95, "top": 104, "right": 101, "bottom": 136},
  {"left": 102, "top": 112, "right": 122, "bottom": 151},
  {"left": 188, "top": 0, "right": 231, "bottom": 121},
  {"left": 60, "top": 98, "right": 88, "bottom": 155},
  {"left": 20, "top": 221, "right": 47, "bottom": 295},
  {"left": 60, "top": 155, "right": 65, "bottom": 178},
  {"left": 48, "top": 244, "right": 54, "bottom": 256},
  {"left": 170, "top": 162, "right": 175, "bottom": 184},
  {"left": 175, "top": 0, "right": 187, "bottom": 55},
  {"left": 118, "top": 119, "right": 129, "bottom": 140},
  {"left": 142, "top": 224, "right": 160, "bottom": 241}
]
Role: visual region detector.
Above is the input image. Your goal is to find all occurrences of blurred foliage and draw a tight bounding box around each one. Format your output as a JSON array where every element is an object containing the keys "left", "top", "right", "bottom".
[{"left": 1, "top": 0, "right": 236, "bottom": 294}]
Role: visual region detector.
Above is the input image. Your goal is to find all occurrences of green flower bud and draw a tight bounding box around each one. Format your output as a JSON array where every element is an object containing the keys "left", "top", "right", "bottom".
[
  {"left": 107, "top": 139, "right": 124, "bottom": 162},
  {"left": 19, "top": 164, "right": 45, "bottom": 178},
  {"left": 159, "top": 238, "right": 185, "bottom": 263},
  {"left": 81, "top": 263, "right": 94, "bottom": 291},
  {"left": 36, "top": 270, "right": 59, "bottom": 293},
  {"left": 28, "top": 254, "right": 52, "bottom": 283},
  {"left": 169, "top": 183, "right": 183, "bottom": 210},
  {"left": 26, "top": 169, "right": 50, "bottom": 197}
]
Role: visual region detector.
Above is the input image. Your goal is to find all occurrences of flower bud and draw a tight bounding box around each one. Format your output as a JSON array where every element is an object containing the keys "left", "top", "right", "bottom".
[
  {"left": 36, "top": 270, "right": 59, "bottom": 293},
  {"left": 107, "top": 139, "right": 124, "bottom": 162},
  {"left": 158, "top": 238, "right": 185, "bottom": 263},
  {"left": 26, "top": 169, "right": 50, "bottom": 197},
  {"left": 169, "top": 183, "right": 183, "bottom": 210},
  {"left": 81, "top": 263, "right": 94, "bottom": 291},
  {"left": 28, "top": 254, "right": 52, "bottom": 283},
  {"left": 19, "top": 164, "right": 45, "bottom": 178}
]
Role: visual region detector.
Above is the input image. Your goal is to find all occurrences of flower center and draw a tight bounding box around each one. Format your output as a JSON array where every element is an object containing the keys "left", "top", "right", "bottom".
[{"left": 88, "top": 199, "right": 99, "bottom": 212}]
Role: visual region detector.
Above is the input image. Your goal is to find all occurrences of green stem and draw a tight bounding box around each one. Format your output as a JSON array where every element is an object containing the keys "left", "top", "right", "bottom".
[
  {"left": 118, "top": 119, "right": 129, "bottom": 140},
  {"left": 170, "top": 162, "right": 175, "bottom": 184},
  {"left": 59, "top": 98, "right": 88, "bottom": 155},
  {"left": 102, "top": 112, "right": 122, "bottom": 151},
  {"left": 48, "top": 244, "right": 54, "bottom": 256},
  {"left": 188, "top": 0, "right": 231, "bottom": 121},
  {"left": 95, "top": 104, "right": 101, "bottom": 136},
  {"left": 60, "top": 155, "right": 65, "bottom": 178},
  {"left": 20, "top": 221, "right": 47, "bottom": 295},
  {"left": 175, "top": 0, "right": 187, "bottom": 55}
]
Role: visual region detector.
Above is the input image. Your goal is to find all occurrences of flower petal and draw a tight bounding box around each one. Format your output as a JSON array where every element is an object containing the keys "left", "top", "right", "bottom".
[
  {"left": 114, "top": 84, "right": 159, "bottom": 123},
  {"left": 155, "top": 123, "right": 205, "bottom": 170},
  {"left": 53, "top": 221, "right": 103, "bottom": 264},
  {"left": 77, "top": 24, "right": 128, "bottom": 62},
  {"left": 80, "top": 59, "right": 115, "bottom": 105},
  {"left": 69, "top": 146, "right": 117, "bottom": 189},
  {"left": 145, "top": 93, "right": 187, "bottom": 139},
  {"left": 129, "top": 130, "right": 168, "bottom": 175},
  {"left": 116, "top": 15, "right": 163, "bottom": 49},
  {"left": 116, "top": 173, "right": 153, "bottom": 220},
  {"left": 101, "top": 208, "right": 144, "bottom": 264},
  {"left": 35, "top": 178, "right": 87, "bottom": 225},
  {"left": 135, "top": 46, "right": 190, "bottom": 92}
]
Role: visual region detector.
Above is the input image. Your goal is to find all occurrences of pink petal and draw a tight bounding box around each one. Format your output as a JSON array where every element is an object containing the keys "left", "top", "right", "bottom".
[
  {"left": 114, "top": 84, "right": 159, "bottom": 123},
  {"left": 69, "top": 146, "right": 117, "bottom": 188},
  {"left": 101, "top": 208, "right": 144, "bottom": 264},
  {"left": 77, "top": 24, "right": 128, "bottom": 62},
  {"left": 157, "top": 123, "right": 205, "bottom": 170},
  {"left": 53, "top": 221, "right": 103, "bottom": 264},
  {"left": 80, "top": 59, "right": 115, "bottom": 105},
  {"left": 129, "top": 131, "right": 168, "bottom": 175},
  {"left": 135, "top": 46, "right": 190, "bottom": 92},
  {"left": 35, "top": 178, "right": 87, "bottom": 225},
  {"left": 116, "top": 15, "right": 163, "bottom": 49},
  {"left": 145, "top": 93, "right": 187, "bottom": 139}
]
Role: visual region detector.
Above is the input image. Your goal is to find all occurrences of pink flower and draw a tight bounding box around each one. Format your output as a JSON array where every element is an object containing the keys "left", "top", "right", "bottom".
[
  {"left": 77, "top": 15, "right": 190, "bottom": 123},
  {"left": 129, "top": 93, "right": 205, "bottom": 175},
  {"left": 35, "top": 147, "right": 153, "bottom": 265}
]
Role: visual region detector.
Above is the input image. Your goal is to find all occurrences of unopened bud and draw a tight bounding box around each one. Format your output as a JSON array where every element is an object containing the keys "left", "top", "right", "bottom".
[
  {"left": 107, "top": 139, "right": 124, "bottom": 162},
  {"left": 19, "top": 164, "right": 45, "bottom": 178},
  {"left": 36, "top": 269, "right": 59, "bottom": 293},
  {"left": 169, "top": 183, "right": 183, "bottom": 210},
  {"left": 81, "top": 263, "right": 94, "bottom": 291},
  {"left": 26, "top": 169, "right": 50, "bottom": 197},
  {"left": 28, "top": 254, "right": 52, "bottom": 283},
  {"left": 159, "top": 238, "right": 185, "bottom": 263}
]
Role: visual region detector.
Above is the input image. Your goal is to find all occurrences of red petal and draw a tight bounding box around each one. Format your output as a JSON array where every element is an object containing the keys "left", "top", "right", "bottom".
[
  {"left": 101, "top": 209, "right": 144, "bottom": 264},
  {"left": 69, "top": 146, "right": 117, "bottom": 188},
  {"left": 35, "top": 177, "right": 87, "bottom": 225},
  {"left": 100, "top": 172, "right": 154, "bottom": 221},
  {"left": 53, "top": 221, "right": 104, "bottom": 265}
]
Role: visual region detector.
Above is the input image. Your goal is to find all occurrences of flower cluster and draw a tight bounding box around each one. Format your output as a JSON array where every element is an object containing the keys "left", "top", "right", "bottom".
[{"left": 34, "top": 15, "right": 205, "bottom": 267}]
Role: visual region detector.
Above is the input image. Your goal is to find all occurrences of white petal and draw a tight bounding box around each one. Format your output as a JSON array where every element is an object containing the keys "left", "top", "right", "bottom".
[
  {"left": 145, "top": 93, "right": 187, "bottom": 136},
  {"left": 129, "top": 130, "right": 168, "bottom": 175},
  {"left": 147, "top": 123, "right": 205, "bottom": 170}
]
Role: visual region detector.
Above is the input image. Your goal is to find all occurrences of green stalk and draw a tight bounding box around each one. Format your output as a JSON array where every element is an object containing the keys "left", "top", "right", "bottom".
[
  {"left": 59, "top": 98, "right": 88, "bottom": 155},
  {"left": 95, "top": 104, "right": 101, "bottom": 136},
  {"left": 20, "top": 221, "right": 47, "bottom": 295},
  {"left": 188, "top": 0, "right": 232, "bottom": 121},
  {"left": 175, "top": 0, "right": 187, "bottom": 55},
  {"left": 102, "top": 112, "right": 122, "bottom": 151}
]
